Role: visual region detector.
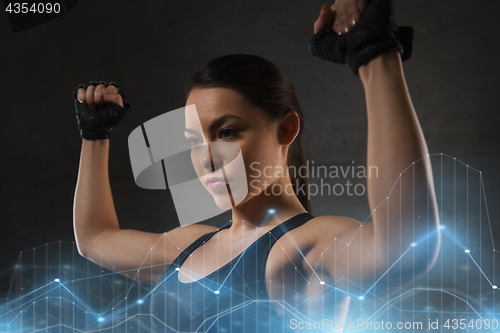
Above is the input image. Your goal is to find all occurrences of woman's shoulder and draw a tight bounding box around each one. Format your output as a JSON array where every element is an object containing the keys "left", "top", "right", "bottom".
[
  {"left": 293, "top": 214, "right": 364, "bottom": 246},
  {"left": 304, "top": 214, "right": 362, "bottom": 231},
  {"left": 306, "top": 215, "right": 361, "bottom": 227},
  {"left": 166, "top": 223, "right": 219, "bottom": 251},
  {"left": 172, "top": 223, "right": 219, "bottom": 236}
]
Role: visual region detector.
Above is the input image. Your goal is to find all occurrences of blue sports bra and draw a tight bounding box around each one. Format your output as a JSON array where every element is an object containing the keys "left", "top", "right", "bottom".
[{"left": 150, "top": 212, "right": 315, "bottom": 333}]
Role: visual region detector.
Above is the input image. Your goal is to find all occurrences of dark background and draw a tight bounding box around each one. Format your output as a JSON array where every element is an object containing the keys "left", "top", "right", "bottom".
[{"left": 1, "top": 0, "right": 499, "bottom": 288}]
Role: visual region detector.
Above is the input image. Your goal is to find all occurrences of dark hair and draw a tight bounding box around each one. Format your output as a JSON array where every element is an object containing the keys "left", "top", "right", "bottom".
[{"left": 183, "top": 54, "right": 311, "bottom": 213}]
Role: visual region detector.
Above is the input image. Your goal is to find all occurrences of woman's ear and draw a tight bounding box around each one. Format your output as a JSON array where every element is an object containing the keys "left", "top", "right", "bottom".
[{"left": 279, "top": 111, "right": 300, "bottom": 146}]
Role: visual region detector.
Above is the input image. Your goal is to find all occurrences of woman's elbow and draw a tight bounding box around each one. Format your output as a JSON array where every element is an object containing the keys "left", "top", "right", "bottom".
[{"left": 75, "top": 239, "right": 90, "bottom": 258}]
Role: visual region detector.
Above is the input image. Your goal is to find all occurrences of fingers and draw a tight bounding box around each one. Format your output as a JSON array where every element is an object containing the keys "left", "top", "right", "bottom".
[
  {"left": 85, "top": 84, "right": 97, "bottom": 110},
  {"left": 314, "top": 3, "right": 336, "bottom": 34},
  {"left": 77, "top": 87, "right": 86, "bottom": 104},
  {"left": 103, "top": 85, "right": 124, "bottom": 108},
  {"left": 312, "top": 0, "right": 370, "bottom": 36},
  {"left": 94, "top": 84, "right": 107, "bottom": 109},
  {"left": 333, "top": 0, "right": 367, "bottom": 35},
  {"left": 76, "top": 82, "right": 124, "bottom": 110}
]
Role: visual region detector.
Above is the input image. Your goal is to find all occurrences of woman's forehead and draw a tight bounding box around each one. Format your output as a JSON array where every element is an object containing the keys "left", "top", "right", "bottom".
[
  {"left": 187, "top": 87, "right": 239, "bottom": 104},
  {"left": 185, "top": 88, "right": 263, "bottom": 128}
]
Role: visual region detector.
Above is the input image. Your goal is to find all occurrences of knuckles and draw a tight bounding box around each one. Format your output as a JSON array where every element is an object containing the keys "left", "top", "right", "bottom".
[{"left": 74, "top": 81, "right": 123, "bottom": 108}]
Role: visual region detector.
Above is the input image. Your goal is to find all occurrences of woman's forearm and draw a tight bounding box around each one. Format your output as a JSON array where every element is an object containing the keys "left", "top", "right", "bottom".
[
  {"left": 73, "top": 139, "right": 120, "bottom": 256},
  {"left": 359, "top": 51, "right": 440, "bottom": 270}
]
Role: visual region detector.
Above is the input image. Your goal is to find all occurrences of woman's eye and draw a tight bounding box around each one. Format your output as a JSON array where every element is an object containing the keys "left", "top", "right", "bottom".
[{"left": 218, "top": 128, "right": 237, "bottom": 139}]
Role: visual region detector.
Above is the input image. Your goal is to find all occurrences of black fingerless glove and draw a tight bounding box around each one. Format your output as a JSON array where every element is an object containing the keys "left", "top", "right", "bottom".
[
  {"left": 309, "top": 0, "right": 414, "bottom": 76},
  {"left": 73, "top": 81, "right": 130, "bottom": 140}
]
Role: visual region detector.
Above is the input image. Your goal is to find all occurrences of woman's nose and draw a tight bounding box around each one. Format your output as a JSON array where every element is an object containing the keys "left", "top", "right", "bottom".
[{"left": 199, "top": 142, "right": 222, "bottom": 172}]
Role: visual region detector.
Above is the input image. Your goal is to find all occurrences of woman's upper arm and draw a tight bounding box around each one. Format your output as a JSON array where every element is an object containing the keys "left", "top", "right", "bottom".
[
  {"left": 310, "top": 214, "right": 432, "bottom": 297},
  {"left": 80, "top": 224, "right": 218, "bottom": 284}
]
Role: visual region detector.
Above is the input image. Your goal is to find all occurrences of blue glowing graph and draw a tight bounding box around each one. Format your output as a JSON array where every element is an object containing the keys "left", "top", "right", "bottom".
[{"left": 0, "top": 154, "right": 499, "bottom": 332}]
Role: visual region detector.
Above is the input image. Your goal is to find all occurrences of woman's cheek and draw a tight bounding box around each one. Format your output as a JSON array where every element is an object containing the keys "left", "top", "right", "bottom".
[{"left": 240, "top": 134, "right": 280, "bottom": 190}]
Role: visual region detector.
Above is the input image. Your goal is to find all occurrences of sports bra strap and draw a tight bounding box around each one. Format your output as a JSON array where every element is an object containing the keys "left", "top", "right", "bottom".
[
  {"left": 172, "top": 213, "right": 313, "bottom": 269},
  {"left": 172, "top": 221, "right": 232, "bottom": 269}
]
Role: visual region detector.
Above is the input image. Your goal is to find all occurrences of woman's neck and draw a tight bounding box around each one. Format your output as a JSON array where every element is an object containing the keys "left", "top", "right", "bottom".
[{"left": 229, "top": 179, "right": 307, "bottom": 234}]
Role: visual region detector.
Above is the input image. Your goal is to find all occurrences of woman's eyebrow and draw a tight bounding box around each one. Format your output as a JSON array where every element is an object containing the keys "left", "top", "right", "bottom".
[
  {"left": 184, "top": 115, "right": 247, "bottom": 135},
  {"left": 208, "top": 115, "right": 247, "bottom": 133}
]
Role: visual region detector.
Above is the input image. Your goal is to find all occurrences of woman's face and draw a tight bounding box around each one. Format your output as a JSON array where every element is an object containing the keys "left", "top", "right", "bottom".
[{"left": 185, "top": 87, "right": 286, "bottom": 209}]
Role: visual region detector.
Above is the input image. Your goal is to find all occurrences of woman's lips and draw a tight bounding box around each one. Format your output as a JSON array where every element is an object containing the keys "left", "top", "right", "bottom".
[
  {"left": 207, "top": 180, "right": 227, "bottom": 190},
  {"left": 204, "top": 176, "right": 233, "bottom": 191}
]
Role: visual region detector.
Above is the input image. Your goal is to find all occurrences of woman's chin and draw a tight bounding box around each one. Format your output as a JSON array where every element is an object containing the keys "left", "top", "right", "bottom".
[
  {"left": 208, "top": 186, "right": 249, "bottom": 210},
  {"left": 212, "top": 196, "right": 233, "bottom": 210}
]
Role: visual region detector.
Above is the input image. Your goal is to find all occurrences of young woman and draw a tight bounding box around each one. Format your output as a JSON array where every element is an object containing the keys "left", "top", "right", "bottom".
[{"left": 73, "top": 0, "right": 440, "bottom": 331}]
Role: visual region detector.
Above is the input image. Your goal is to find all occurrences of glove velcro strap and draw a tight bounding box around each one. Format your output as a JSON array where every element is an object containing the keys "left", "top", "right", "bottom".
[
  {"left": 345, "top": 33, "right": 403, "bottom": 76},
  {"left": 80, "top": 130, "right": 111, "bottom": 140},
  {"left": 396, "top": 26, "right": 414, "bottom": 61}
]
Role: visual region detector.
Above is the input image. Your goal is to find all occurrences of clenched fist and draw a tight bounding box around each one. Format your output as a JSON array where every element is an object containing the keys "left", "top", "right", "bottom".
[
  {"left": 310, "top": 0, "right": 413, "bottom": 75},
  {"left": 73, "top": 81, "right": 130, "bottom": 140}
]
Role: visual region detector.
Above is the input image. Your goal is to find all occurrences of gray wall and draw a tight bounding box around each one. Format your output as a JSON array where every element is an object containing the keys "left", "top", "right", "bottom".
[{"left": 1, "top": 0, "right": 499, "bottom": 280}]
